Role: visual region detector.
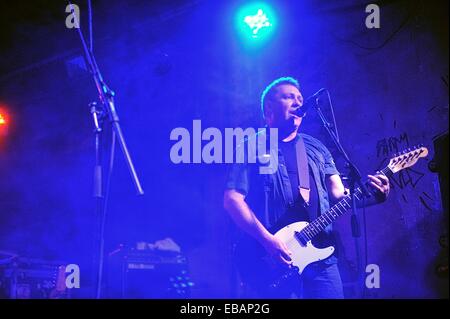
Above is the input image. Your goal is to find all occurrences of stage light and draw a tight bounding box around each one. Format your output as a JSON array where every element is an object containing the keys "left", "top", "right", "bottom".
[
  {"left": 244, "top": 9, "right": 271, "bottom": 38},
  {"left": 0, "top": 107, "right": 9, "bottom": 138},
  {"left": 235, "top": 3, "right": 276, "bottom": 46}
]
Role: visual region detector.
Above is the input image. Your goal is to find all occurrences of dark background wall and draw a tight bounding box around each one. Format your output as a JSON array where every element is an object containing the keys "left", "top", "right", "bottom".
[{"left": 0, "top": 0, "right": 448, "bottom": 298}]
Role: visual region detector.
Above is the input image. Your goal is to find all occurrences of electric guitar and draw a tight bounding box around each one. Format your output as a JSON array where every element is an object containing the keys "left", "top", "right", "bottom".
[{"left": 234, "top": 146, "right": 429, "bottom": 293}]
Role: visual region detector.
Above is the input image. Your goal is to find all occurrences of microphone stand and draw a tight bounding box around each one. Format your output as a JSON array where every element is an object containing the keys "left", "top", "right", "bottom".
[
  {"left": 89, "top": 102, "right": 105, "bottom": 299},
  {"left": 311, "top": 90, "right": 370, "bottom": 298},
  {"left": 68, "top": 2, "right": 144, "bottom": 299}
]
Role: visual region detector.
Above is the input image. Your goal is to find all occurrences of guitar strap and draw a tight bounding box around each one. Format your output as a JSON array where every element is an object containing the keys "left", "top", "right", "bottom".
[
  {"left": 295, "top": 136, "right": 310, "bottom": 206},
  {"left": 263, "top": 174, "right": 272, "bottom": 227},
  {"left": 262, "top": 127, "right": 275, "bottom": 227}
]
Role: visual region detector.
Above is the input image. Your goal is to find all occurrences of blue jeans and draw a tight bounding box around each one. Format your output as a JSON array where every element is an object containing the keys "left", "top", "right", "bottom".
[
  {"left": 239, "top": 262, "right": 344, "bottom": 299},
  {"left": 300, "top": 262, "right": 344, "bottom": 299}
]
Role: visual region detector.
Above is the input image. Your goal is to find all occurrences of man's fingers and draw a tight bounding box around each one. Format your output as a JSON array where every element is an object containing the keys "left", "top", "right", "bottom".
[
  {"left": 369, "top": 181, "right": 384, "bottom": 193},
  {"left": 368, "top": 175, "right": 381, "bottom": 185},
  {"left": 368, "top": 174, "right": 388, "bottom": 187},
  {"left": 369, "top": 173, "right": 389, "bottom": 185},
  {"left": 279, "top": 254, "right": 293, "bottom": 265},
  {"left": 378, "top": 175, "right": 389, "bottom": 185},
  {"left": 275, "top": 244, "right": 292, "bottom": 265},
  {"left": 282, "top": 243, "right": 292, "bottom": 254},
  {"left": 280, "top": 247, "right": 292, "bottom": 261},
  {"left": 368, "top": 174, "right": 390, "bottom": 196}
]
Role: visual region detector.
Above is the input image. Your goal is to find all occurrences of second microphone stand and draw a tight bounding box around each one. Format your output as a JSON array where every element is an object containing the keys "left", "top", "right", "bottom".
[{"left": 311, "top": 90, "right": 371, "bottom": 298}]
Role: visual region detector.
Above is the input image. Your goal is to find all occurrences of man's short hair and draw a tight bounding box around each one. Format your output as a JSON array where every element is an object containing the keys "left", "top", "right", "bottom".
[{"left": 260, "top": 76, "right": 300, "bottom": 119}]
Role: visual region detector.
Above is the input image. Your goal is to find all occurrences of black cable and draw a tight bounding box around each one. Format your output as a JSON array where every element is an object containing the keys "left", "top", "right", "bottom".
[
  {"left": 332, "top": 1, "right": 415, "bottom": 54},
  {"left": 341, "top": 13, "right": 411, "bottom": 51}
]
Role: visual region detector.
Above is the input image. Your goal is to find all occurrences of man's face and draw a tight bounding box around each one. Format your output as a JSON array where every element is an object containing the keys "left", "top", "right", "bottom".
[{"left": 265, "top": 84, "right": 304, "bottom": 130}]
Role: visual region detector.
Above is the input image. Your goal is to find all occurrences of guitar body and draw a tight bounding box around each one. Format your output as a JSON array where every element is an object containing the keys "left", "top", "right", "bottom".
[
  {"left": 234, "top": 221, "right": 335, "bottom": 294},
  {"left": 276, "top": 222, "right": 335, "bottom": 274}
]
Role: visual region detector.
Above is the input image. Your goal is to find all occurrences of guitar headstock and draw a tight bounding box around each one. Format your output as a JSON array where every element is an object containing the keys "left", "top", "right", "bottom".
[{"left": 388, "top": 145, "right": 428, "bottom": 173}]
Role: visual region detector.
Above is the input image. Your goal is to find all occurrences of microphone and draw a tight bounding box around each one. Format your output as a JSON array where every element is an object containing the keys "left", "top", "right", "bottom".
[{"left": 293, "top": 88, "right": 326, "bottom": 117}]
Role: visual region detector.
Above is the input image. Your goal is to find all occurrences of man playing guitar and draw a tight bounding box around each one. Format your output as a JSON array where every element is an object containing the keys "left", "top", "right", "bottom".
[{"left": 224, "top": 77, "right": 390, "bottom": 298}]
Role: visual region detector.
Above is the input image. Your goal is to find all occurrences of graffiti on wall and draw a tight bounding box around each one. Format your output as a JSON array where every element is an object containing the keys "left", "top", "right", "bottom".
[{"left": 376, "top": 131, "right": 433, "bottom": 211}]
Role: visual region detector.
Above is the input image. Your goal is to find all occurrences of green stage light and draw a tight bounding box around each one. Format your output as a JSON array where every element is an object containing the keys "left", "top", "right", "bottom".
[
  {"left": 244, "top": 8, "right": 272, "bottom": 38},
  {"left": 235, "top": 3, "right": 276, "bottom": 46}
]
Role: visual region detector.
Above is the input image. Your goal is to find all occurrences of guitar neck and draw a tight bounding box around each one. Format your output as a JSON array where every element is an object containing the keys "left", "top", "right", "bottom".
[
  {"left": 298, "top": 166, "right": 393, "bottom": 241},
  {"left": 294, "top": 145, "right": 428, "bottom": 243}
]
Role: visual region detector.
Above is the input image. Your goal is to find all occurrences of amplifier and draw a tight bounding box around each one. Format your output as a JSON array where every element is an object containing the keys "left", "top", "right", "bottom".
[
  {"left": 0, "top": 256, "right": 68, "bottom": 299},
  {"left": 106, "top": 242, "right": 194, "bottom": 299}
]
